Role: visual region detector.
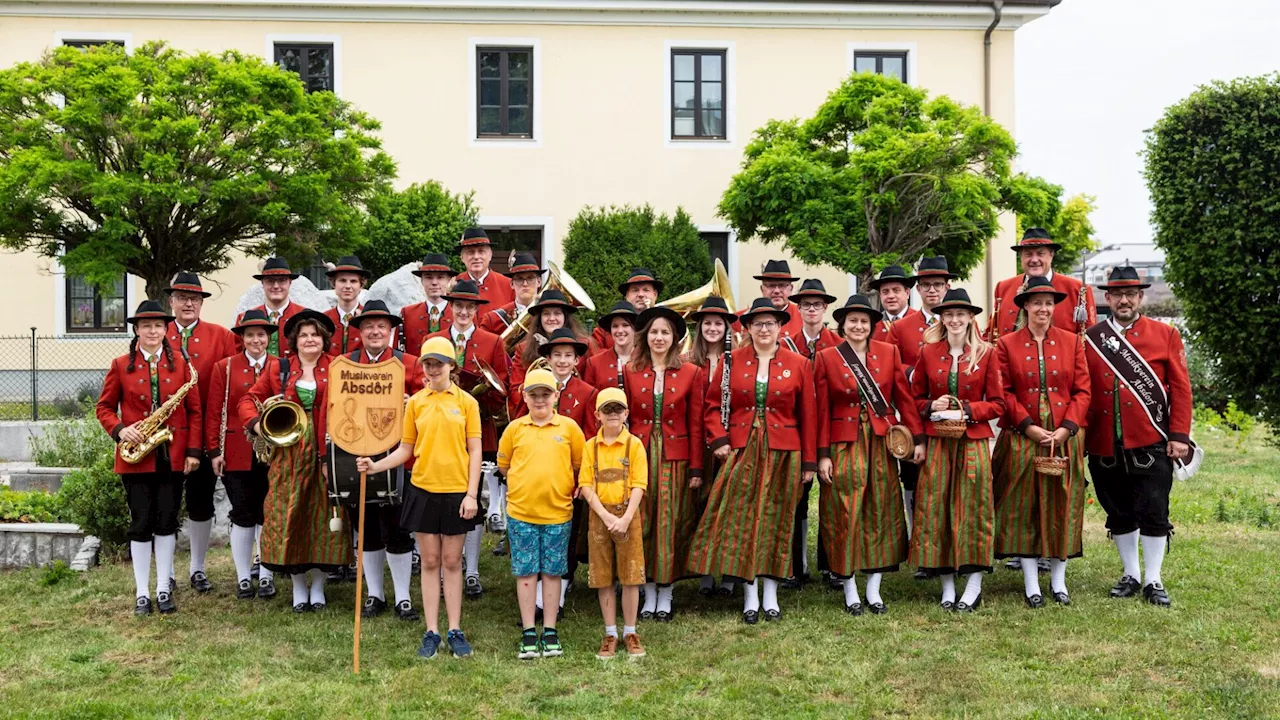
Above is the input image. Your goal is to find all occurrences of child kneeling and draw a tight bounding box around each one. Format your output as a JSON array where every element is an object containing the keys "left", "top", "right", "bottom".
[{"left": 579, "top": 388, "right": 649, "bottom": 660}]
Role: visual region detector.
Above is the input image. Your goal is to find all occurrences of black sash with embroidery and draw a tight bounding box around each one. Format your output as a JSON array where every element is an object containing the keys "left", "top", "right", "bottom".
[
  {"left": 835, "top": 343, "right": 890, "bottom": 418},
  {"left": 1084, "top": 321, "right": 1169, "bottom": 441}
]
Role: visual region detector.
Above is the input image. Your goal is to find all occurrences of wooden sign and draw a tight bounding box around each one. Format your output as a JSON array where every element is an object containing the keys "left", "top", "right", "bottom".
[{"left": 327, "top": 355, "right": 406, "bottom": 457}]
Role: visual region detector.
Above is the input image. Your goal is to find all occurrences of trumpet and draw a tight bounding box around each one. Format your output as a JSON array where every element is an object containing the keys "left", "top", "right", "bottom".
[{"left": 500, "top": 262, "right": 595, "bottom": 355}]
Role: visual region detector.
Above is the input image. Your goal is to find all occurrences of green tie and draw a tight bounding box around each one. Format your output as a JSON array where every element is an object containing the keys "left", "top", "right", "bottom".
[
  {"left": 342, "top": 313, "right": 353, "bottom": 353},
  {"left": 180, "top": 327, "right": 192, "bottom": 353},
  {"left": 148, "top": 357, "right": 160, "bottom": 410},
  {"left": 268, "top": 311, "right": 280, "bottom": 356},
  {"left": 430, "top": 306, "right": 441, "bottom": 334},
  {"left": 455, "top": 334, "right": 466, "bottom": 365}
]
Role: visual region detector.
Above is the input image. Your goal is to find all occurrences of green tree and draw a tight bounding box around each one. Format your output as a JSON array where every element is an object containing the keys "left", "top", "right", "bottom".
[
  {"left": 0, "top": 41, "right": 396, "bottom": 299},
  {"left": 718, "top": 72, "right": 1047, "bottom": 285},
  {"left": 1144, "top": 74, "right": 1280, "bottom": 422},
  {"left": 357, "top": 181, "right": 479, "bottom": 279},
  {"left": 562, "top": 205, "right": 711, "bottom": 323},
  {"left": 1014, "top": 177, "right": 1100, "bottom": 273}
]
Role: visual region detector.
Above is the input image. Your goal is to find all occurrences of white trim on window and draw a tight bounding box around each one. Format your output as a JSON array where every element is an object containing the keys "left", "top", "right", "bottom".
[
  {"left": 696, "top": 224, "right": 740, "bottom": 306},
  {"left": 54, "top": 31, "right": 134, "bottom": 51},
  {"left": 477, "top": 215, "right": 555, "bottom": 266},
  {"left": 266, "top": 33, "right": 343, "bottom": 96},
  {"left": 847, "top": 41, "right": 918, "bottom": 87},
  {"left": 52, "top": 257, "right": 138, "bottom": 338},
  {"left": 663, "top": 40, "right": 735, "bottom": 149},
  {"left": 468, "top": 38, "right": 542, "bottom": 148}
]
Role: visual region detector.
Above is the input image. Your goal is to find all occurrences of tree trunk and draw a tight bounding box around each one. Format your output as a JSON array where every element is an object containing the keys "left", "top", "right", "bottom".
[{"left": 143, "top": 273, "right": 170, "bottom": 303}]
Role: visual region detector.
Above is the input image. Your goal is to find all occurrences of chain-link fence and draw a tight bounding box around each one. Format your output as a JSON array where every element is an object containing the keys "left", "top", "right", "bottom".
[{"left": 0, "top": 330, "right": 131, "bottom": 421}]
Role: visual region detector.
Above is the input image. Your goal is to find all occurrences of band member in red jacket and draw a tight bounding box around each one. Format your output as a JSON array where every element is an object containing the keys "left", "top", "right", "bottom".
[
  {"left": 235, "top": 258, "right": 306, "bottom": 359},
  {"left": 993, "top": 277, "right": 1091, "bottom": 608},
  {"left": 868, "top": 265, "right": 916, "bottom": 345},
  {"left": 479, "top": 252, "right": 545, "bottom": 335},
  {"left": 624, "top": 306, "right": 706, "bottom": 621},
  {"left": 206, "top": 309, "right": 278, "bottom": 600},
  {"left": 744, "top": 260, "right": 805, "bottom": 343},
  {"left": 323, "top": 256, "right": 372, "bottom": 357},
  {"left": 509, "top": 289, "right": 595, "bottom": 417},
  {"left": 428, "top": 279, "right": 509, "bottom": 600},
  {"left": 986, "top": 228, "right": 1097, "bottom": 341},
  {"left": 815, "top": 295, "right": 924, "bottom": 616},
  {"left": 592, "top": 269, "right": 661, "bottom": 351},
  {"left": 583, "top": 301, "right": 639, "bottom": 391},
  {"left": 689, "top": 297, "right": 817, "bottom": 625},
  {"left": 1083, "top": 266, "right": 1193, "bottom": 607},
  {"left": 97, "top": 300, "right": 202, "bottom": 616},
  {"left": 455, "top": 227, "right": 514, "bottom": 308},
  {"left": 908, "top": 289, "right": 1004, "bottom": 613},
  {"left": 163, "top": 272, "right": 236, "bottom": 594},
  {"left": 401, "top": 253, "right": 455, "bottom": 355}
]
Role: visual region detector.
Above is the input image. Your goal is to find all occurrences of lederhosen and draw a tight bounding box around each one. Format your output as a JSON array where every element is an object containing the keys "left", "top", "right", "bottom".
[{"left": 587, "top": 436, "right": 645, "bottom": 588}]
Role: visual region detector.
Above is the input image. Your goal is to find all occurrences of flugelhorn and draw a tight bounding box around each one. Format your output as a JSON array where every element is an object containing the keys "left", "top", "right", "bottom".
[
  {"left": 253, "top": 395, "right": 308, "bottom": 451},
  {"left": 500, "top": 262, "right": 596, "bottom": 355}
]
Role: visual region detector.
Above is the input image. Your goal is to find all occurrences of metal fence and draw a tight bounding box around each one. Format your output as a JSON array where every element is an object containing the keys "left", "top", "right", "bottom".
[{"left": 0, "top": 330, "right": 132, "bottom": 421}]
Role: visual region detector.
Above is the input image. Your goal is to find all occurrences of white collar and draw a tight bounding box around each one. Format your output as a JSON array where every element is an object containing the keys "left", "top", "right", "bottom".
[
  {"left": 469, "top": 269, "right": 491, "bottom": 285},
  {"left": 1107, "top": 314, "right": 1140, "bottom": 333},
  {"left": 175, "top": 320, "right": 198, "bottom": 333},
  {"left": 1026, "top": 270, "right": 1055, "bottom": 284},
  {"left": 336, "top": 302, "right": 360, "bottom": 320},
  {"left": 884, "top": 308, "right": 908, "bottom": 323},
  {"left": 802, "top": 326, "right": 824, "bottom": 343},
  {"left": 452, "top": 324, "right": 475, "bottom": 342},
  {"left": 245, "top": 351, "right": 266, "bottom": 369},
  {"left": 553, "top": 373, "right": 572, "bottom": 386},
  {"left": 514, "top": 301, "right": 531, "bottom": 315},
  {"left": 427, "top": 298, "right": 448, "bottom": 314},
  {"left": 922, "top": 308, "right": 938, "bottom": 323},
  {"left": 264, "top": 300, "right": 290, "bottom": 314},
  {"left": 140, "top": 348, "right": 161, "bottom": 363},
  {"left": 365, "top": 348, "right": 387, "bottom": 363}
]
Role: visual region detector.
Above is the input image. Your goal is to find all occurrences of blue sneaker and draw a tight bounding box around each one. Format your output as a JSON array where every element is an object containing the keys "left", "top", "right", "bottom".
[
  {"left": 446, "top": 629, "right": 473, "bottom": 658},
  {"left": 418, "top": 630, "right": 442, "bottom": 659}
]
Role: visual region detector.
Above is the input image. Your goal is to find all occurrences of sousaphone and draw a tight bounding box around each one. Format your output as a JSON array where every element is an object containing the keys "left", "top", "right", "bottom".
[{"left": 500, "top": 261, "right": 596, "bottom": 355}]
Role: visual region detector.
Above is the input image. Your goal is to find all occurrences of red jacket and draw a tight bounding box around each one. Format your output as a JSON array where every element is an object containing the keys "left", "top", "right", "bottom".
[
  {"left": 703, "top": 346, "right": 817, "bottom": 470},
  {"left": 986, "top": 273, "right": 1097, "bottom": 341},
  {"left": 427, "top": 326, "right": 509, "bottom": 452},
  {"left": 583, "top": 347, "right": 630, "bottom": 391},
  {"left": 166, "top": 320, "right": 236, "bottom": 412},
  {"left": 400, "top": 301, "right": 453, "bottom": 357},
  {"left": 883, "top": 309, "right": 930, "bottom": 372},
  {"left": 235, "top": 302, "right": 305, "bottom": 358},
  {"left": 456, "top": 269, "right": 514, "bottom": 308},
  {"left": 510, "top": 375, "right": 598, "bottom": 437},
  {"left": 783, "top": 326, "right": 841, "bottom": 360},
  {"left": 872, "top": 309, "right": 913, "bottom": 345},
  {"left": 97, "top": 349, "right": 203, "bottom": 474},
  {"left": 324, "top": 305, "right": 366, "bottom": 357},
  {"left": 738, "top": 301, "right": 804, "bottom": 339},
  {"left": 238, "top": 354, "right": 332, "bottom": 458},
  {"left": 996, "top": 327, "right": 1091, "bottom": 436},
  {"left": 205, "top": 353, "right": 271, "bottom": 472},
  {"left": 479, "top": 301, "right": 528, "bottom": 335},
  {"left": 623, "top": 362, "right": 707, "bottom": 474},
  {"left": 814, "top": 340, "right": 924, "bottom": 454},
  {"left": 1083, "top": 316, "right": 1193, "bottom": 456},
  {"left": 507, "top": 338, "right": 594, "bottom": 418},
  {"left": 591, "top": 325, "right": 612, "bottom": 352},
  {"left": 910, "top": 342, "right": 1005, "bottom": 440}
]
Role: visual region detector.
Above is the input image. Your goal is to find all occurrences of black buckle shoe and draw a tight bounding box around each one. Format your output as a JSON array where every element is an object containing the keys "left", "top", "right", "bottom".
[
  {"left": 237, "top": 579, "right": 256, "bottom": 600},
  {"left": 763, "top": 608, "right": 782, "bottom": 622},
  {"left": 189, "top": 571, "right": 212, "bottom": 594},
  {"left": 845, "top": 602, "right": 864, "bottom": 617},
  {"left": 156, "top": 591, "right": 176, "bottom": 614},
  {"left": 311, "top": 602, "right": 327, "bottom": 612},
  {"left": 1024, "top": 594, "right": 1045, "bottom": 609},
  {"left": 362, "top": 596, "right": 388, "bottom": 618},
  {"left": 780, "top": 576, "right": 802, "bottom": 590},
  {"left": 868, "top": 602, "right": 887, "bottom": 615},
  {"left": 1143, "top": 582, "right": 1171, "bottom": 607},
  {"left": 655, "top": 610, "right": 673, "bottom": 623},
  {"left": 258, "top": 577, "right": 277, "bottom": 599},
  {"left": 742, "top": 610, "right": 759, "bottom": 625},
  {"left": 134, "top": 596, "right": 153, "bottom": 616},
  {"left": 639, "top": 609, "right": 654, "bottom": 620},
  {"left": 955, "top": 595, "right": 982, "bottom": 613},
  {"left": 1110, "top": 575, "right": 1141, "bottom": 598},
  {"left": 940, "top": 600, "right": 956, "bottom": 612},
  {"left": 292, "top": 602, "right": 312, "bottom": 614},
  {"left": 1052, "top": 591, "right": 1071, "bottom": 606},
  {"left": 465, "top": 575, "right": 484, "bottom": 599},
  {"left": 394, "top": 600, "right": 421, "bottom": 622}
]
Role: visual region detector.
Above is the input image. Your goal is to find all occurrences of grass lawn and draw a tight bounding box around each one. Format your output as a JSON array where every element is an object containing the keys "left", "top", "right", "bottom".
[{"left": 2, "top": 430, "right": 1280, "bottom": 718}]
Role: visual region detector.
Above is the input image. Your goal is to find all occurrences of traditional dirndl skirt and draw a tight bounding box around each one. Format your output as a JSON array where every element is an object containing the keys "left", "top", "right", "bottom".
[
  {"left": 908, "top": 435, "right": 994, "bottom": 575},
  {"left": 820, "top": 419, "right": 907, "bottom": 577},
  {"left": 260, "top": 411, "right": 353, "bottom": 574},
  {"left": 687, "top": 416, "right": 804, "bottom": 582},
  {"left": 641, "top": 431, "right": 699, "bottom": 585},
  {"left": 992, "top": 397, "right": 1087, "bottom": 560}
]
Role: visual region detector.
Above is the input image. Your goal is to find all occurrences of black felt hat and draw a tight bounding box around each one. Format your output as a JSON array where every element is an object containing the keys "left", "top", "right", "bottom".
[
  {"left": 931, "top": 288, "right": 983, "bottom": 316},
  {"left": 456, "top": 227, "right": 492, "bottom": 250},
  {"left": 164, "top": 272, "right": 212, "bottom": 298},
  {"left": 1011, "top": 227, "right": 1062, "bottom": 253},
  {"left": 283, "top": 309, "right": 336, "bottom": 337},
  {"left": 832, "top": 294, "right": 883, "bottom": 327},
  {"left": 689, "top": 296, "right": 737, "bottom": 324},
  {"left": 349, "top": 299, "right": 403, "bottom": 328},
  {"left": 1013, "top": 276, "right": 1067, "bottom": 307},
  {"left": 738, "top": 297, "right": 791, "bottom": 327},
  {"left": 867, "top": 265, "right": 917, "bottom": 291},
  {"left": 618, "top": 268, "right": 665, "bottom": 295},
  {"left": 753, "top": 259, "right": 800, "bottom": 282},
  {"left": 412, "top": 253, "right": 454, "bottom": 276},
  {"left": 530, "top": 289, "right": 577, "bottom": 315},
  {"left": 326, "top": 255, "right": 371, "bottom": 279},
  {"left": 126, "top": 300, "right": 175, "bottom": 325},
  {"left": 597, "top": 300, "right": 638, "bottom": 330},
  {"left": 253, "top": 257, "right": 300, "bottom": 280},
  {"left": 442, "top": 279, "right": 490, "bottom": 305},
  {"left": 915, "top": 256, "right": 958, "bottom": 280},
  {"left": 232, "top": 308, "right": 277, "bottom": 335},
  {"left": 636, "top": 306, "right": 688, "bottom": 344},
  {"left": 788, "top": 278, "right": 837, "bottom": 304},
  {"left": 1097, "top": 265, "right": 1152, "bottom": 291},
  {"left": 537, "top": 328, "right": 589, "bottom": 357}
]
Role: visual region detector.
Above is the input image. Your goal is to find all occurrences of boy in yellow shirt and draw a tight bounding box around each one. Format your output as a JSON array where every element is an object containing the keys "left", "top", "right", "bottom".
[
  {"left": 497, "top": 368, "right": 585, "bottom": 659},
  {"left": 579, "top": 387, "right": 648, "bottom": 659}
]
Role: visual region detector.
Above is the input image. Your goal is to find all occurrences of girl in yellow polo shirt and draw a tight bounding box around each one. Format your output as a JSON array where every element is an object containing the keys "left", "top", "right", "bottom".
[{"left": 358, "top": 336, "right": 482, "bottom": 660}]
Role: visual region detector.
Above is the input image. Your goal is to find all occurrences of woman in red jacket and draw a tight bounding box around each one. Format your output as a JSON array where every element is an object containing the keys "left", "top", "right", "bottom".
[
  {"left": 507, "top": 289, "right": 593, "bottom": 418},
  {"left": 815, "top": 295, "right": 924, "bottom": 616},
  {"left": 688, "top": 297, "right": 817, "bottom": 624},
  {"left": 909, "top": 289, "right": 1005, "bottom": 612},
  {"left": 624, "top": 306, "right": 706, "bottom": 621},
  {"left": 96, "top": 300, "right": 202, "bottom": 616},
  {"left": 239, "top": 310, "right": 352, "bottom": 614},
  {"left": 993, "top": 276, "right": 1091, "bottom": 607}
]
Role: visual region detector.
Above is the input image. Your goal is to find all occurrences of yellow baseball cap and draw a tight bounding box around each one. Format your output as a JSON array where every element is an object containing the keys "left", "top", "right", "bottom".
[
  {"left": 419, "top": 336, "right": 456, "bottom": 364},
  {"left": 522, "top": 368, "right": 558, "bottom": 393},
  {"left": 596, "top": 387, "right": 628, "bottom": 411}
]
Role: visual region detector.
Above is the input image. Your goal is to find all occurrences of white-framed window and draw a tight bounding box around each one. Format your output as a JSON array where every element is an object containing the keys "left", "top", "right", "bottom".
[
  {"left": 477, "top": 216, "right": 555, "bottom": 266},
  {"left": 847, "top": 42, "right": 918, "bottom": 86},
  {"left": 54, "top": 31, "right": 134, "bottom": 52},
  {"left": 52, "top": 257, "right": 139, "bottom": 337},
  {"left": 696, "top": 224, "right": 740, "bottom": 302},
  {"left": 468, "top": 38, "right": 542, "bottom": 147},
  {"left": 664, "top": 41, "right": 735, "bottom": 148},
  {"left": 267, "top": 34, "right": 343, "bottom": 95}
]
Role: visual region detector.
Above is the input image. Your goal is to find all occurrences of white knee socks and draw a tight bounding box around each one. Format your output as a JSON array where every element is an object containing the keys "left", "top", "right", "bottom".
[
  {"left": 187, "top": 519, "right": 212, "bottom": 575},
  {"left": 230, "top": 525, "right": 255, "bottom": 583},
  {"left": 486, "top": 468, "right": 505, "bottom": 520},
  {"left": 154, "top": 534, "right": 176, "bottom": 597},
  {"left": 940, "top": 573, "right": 957, "bottom": 605},
  {"left": 656, "top": 585, "right": 674, "bottom": 614},
  {"left": 642, "top": 582, "right": 658, "bottom": 614},
  {"left": 959, "top": 572, "right": 983, "bottom": 606},
  {"left": 1050, "top": 558, "right": 1068, "bottom": 595},
  {"left": 131, "top": 540, "right": 152, "bottom": 598},
  {"left": 362, "top": 549, "right": 387, "bottom": 601},
  {"left": 292, "top": 573, "right": 309, "bottom": 606},
  {"left": 463, "top": 526, "right": 482, "bottom": 578},
  {"left": 903, "top": 490, "right": 915, "bottom": 538},
  {"left": 387, "top": 551, "right": 413, "bottom": 605},
  {"left": 255, "top": 525, "right": 273, "bottom": 582},
  {"left": 743, "top": 579, "right": 760, "bottom": 613},
  {"left": 309, "top": 569, "right": 327, "bottom": 605},
  {"left": 843, "top": 577, "right": 861, "bottom": 607},
  {"left": 1021, "top": 558, "right": 1042, "bottom": 598},
  {"left": 761, "top": 578, "right": 780, "bottom": 613},
  {"left": 1141, "top": 534, "right": 1167, "bottom": 587},
  {"left": 865, "top": 573, "right": 884, "bottom": 606},
  {"left": 1114, "top": 530, "right": 1141, "bottom": 581}
]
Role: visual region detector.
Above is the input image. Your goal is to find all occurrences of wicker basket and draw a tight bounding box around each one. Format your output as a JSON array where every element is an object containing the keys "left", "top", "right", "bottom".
[
  {"left": 933, "top": 395, "right": 968, "bottom": 439},
  {"left": 1033, "top": 439, "right": 1068, "bottom": 477}
]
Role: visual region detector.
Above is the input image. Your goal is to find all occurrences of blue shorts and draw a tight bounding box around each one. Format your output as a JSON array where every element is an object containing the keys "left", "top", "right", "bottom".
[{"left": 508, "top": 517, "right": 571, "bottom": 577}]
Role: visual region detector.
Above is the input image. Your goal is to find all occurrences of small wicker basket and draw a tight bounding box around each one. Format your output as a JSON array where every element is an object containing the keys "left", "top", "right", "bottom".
[
  {"left": 934, "top": 395, "right": 968, "bottom": 439},
  {"left": 1033, "top": 438, "right": 1069, "bottom": 477}
]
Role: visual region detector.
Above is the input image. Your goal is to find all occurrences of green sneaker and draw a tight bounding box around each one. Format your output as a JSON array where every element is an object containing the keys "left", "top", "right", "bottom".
[
  {"left": 518, "top": 629, "right": 540, "bottom": 660},
  {"left": 540, "top": 628, "right": 563, "bottom": 658}
]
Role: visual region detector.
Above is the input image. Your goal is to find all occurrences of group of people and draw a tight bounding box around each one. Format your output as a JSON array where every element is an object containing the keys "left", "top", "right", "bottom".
[{"left": 95, "top": 225, "right": 1195, "bottom": 661}]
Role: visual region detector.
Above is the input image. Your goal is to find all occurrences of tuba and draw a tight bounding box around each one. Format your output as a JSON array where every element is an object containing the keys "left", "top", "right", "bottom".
[
  {"left": 500, "top": 262, "right": 596, "bottom": 355},
  {"left": 659, "top": 259, "right": 737, "bottom": 357},
  {"left": 120, "top": 356, "right": 199, "bottom": 465}
]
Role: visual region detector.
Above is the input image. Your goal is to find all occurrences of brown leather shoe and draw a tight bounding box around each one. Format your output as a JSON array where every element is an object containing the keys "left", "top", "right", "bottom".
[
  {"left": 596, "top": 635, "right": 618, "bottom": 660},
  {"left": 623, "top": 632, "right": 646, "bottom": 658}
]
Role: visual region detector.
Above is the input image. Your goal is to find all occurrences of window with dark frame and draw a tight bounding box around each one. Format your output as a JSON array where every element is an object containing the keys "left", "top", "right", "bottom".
[
  {"left": 66, "top": 274, "right": 126, "bottom": 333},
  {"left": 476, "top": 47, "right": 534, "bottom": 138},
  {"left": 61, "top": 39, "right": 123, "bottom": 50},
  {"left": 481, "top": 228, "right": 543, "bottom": 274},
  {"left": 853, "top": 51, "right": 908, "bottom": 83},
  {"left": 274, "top": 43, "right": 335, "bottom": 93},
  {"left": 700, "top": 231, "right": 730, "bottom": 271},
  {"left": 303, "top": 255, "right": 331, "bottom": 290},
  {"left": 671, "top": 49, "right": 726, "bottom": 140}
]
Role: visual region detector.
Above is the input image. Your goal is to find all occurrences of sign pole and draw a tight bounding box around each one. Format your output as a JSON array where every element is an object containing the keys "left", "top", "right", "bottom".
[{"left": 353, "top": 470, "right": 368, "bottom": 674}]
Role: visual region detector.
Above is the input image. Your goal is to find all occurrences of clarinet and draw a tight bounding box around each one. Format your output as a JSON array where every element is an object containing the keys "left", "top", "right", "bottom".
[{"left": 719, "top": 333, "right": 732, "bottom": 430}]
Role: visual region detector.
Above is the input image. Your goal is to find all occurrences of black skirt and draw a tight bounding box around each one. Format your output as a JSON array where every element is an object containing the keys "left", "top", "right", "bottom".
[{"left": 400, "top": 483, "right": 481, "bottom": 536}]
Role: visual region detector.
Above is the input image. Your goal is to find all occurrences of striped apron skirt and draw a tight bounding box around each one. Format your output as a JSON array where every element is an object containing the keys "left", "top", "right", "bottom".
[
  {"left": 820, "top": 415, "right": 907, "bottom": 577},
  {"left": 908, "top": 434, "right": 995, "bottom": 575},
  {"left": 992, "top": 395, "right": 1087, "bottom": 560},
  {"left": 641, "top": 432, "right": 699, "bottom": 585},
  {"left": 687, "top": 415, "right": 804, "bottom": 582},
  {"left": 260, "top": 412, "right": 353, "bottom": 574}
]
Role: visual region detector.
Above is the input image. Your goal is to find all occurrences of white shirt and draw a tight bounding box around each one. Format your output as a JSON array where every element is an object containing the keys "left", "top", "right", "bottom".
[
  {"left": 452, "top": 324, "right": 476, "bottom": 346},
  {"left": 140, "top": 348, "right": 161, "bottom": 364},
  {"left": 175, "top": 320, "right": 198, "bottom": 335},
  {"left": 426, "top": 298, "right": 448, "bottom": 317},
  {"left": 336, "top": 303, "right": 360, "bottom": 324},
  {"left": 883, "top": 309, "right": 908, "bottom": 323},
  {"left": 245, "top": 352, "right": 266, "bottom": 373},
  {"left": 922, "top": 309, "right": 939, "bottom": 326},
  {"left": 468, "top": 269, "right": 491, "bottom": 285},
  {"left": 365, "top": 348, "right": 387, "bottom": 363},
  {"left": 263, "top": 301, "right": 290, "bottom": 315},
  {"left": 802, "top": 327, "right": 824, "bottom": 344}
]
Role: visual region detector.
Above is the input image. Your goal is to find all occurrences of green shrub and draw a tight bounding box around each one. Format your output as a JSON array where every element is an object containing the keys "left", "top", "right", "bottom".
[
  {"left": 357, "top": 181, "right": 479, "bottom": 279},
  {"left": 58, "top": 454, "right": 130, "bottom": 549},
  {"left": 1195, "top": 401, "right": 1257, "bottom": 453},
  {"left": 29, "top": 402, "right": 115, "bottom": 468},
  {"left": 0, "top": 489, "right": 68, "bottom": 523},
  {"left": 40, "top": 560, "right": 77, "bottom": 587}
]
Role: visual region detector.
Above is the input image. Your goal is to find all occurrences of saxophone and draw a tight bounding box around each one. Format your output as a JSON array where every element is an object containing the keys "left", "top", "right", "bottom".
[{"left": 120, "top": 356, "right": 199, "bottom": 465}]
